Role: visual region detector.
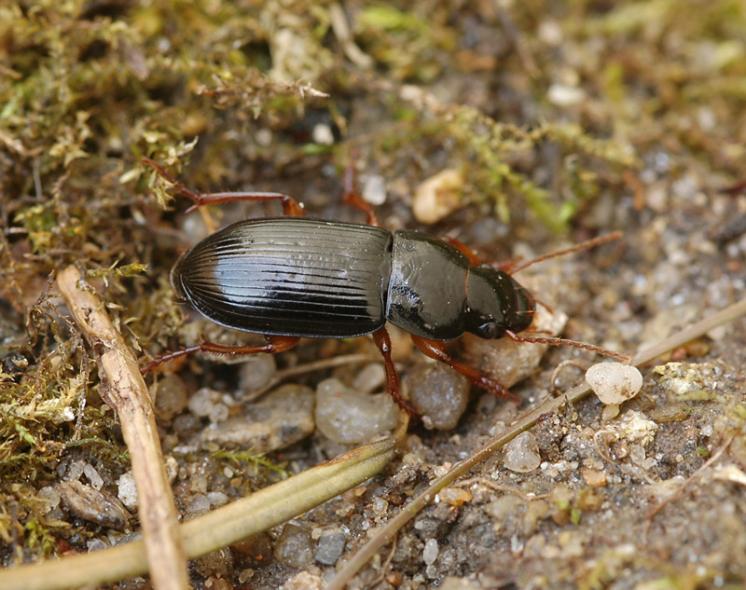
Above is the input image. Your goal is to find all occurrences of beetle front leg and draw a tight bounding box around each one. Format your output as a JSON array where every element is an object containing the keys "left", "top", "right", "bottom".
[
  {"left": 342, "top": 162, "right": 379, "bottom": 226},
  {"left": 142, "top": 335, "right": 299, "bottom": 374},
  {"left": 444, "top": 237, "right": 484, "bottom": 266},
  {"left": 142, "top": 158, "right": 305, "bottom": 217},
  {"left": 410, "top": 335, "right": 516, "bottom": 401},
  {"left": 372, "top": 327, "right": 417, "bottom": 415}
]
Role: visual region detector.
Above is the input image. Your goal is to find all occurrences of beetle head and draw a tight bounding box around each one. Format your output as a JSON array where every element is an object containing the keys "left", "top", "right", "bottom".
[{"left": 464, "top": 266, "right": 535, "bottom": 339}]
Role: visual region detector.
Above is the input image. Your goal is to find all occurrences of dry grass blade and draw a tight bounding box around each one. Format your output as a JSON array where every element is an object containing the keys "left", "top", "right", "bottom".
[
  {"left": 0, "top": 437, "right": 396, "bottom": 590},
  {"left": 55, "top": 266, "right": 189, "bottom": 590},
  {"left": 328, "top": 297, "right": 746, "bottom": 590}
]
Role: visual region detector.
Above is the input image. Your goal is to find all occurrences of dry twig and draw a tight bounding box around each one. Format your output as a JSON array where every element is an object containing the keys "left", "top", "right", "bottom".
[{"left": 56, "top": 266, "right": 189, "bottom": 590}]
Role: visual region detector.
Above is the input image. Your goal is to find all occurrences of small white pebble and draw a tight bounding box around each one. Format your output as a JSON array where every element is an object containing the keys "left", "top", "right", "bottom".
[
  {"left": 189, "top": 388, "right": 229, "bottom": 423},
  {"left": 82, "top": 463, "right": 104, "bottom": 490},
  {"left": 352, "top": 363, "right": 386, "bottom": 394},
  {"left": 187, "top": 494, "right": 211, "bottom": 515},
  {"left": 413, "top": 168, "right": 463, "bottom": 224},
  {"left": 315, "top": 378, "right": 398, "bottom": 444},
  {"left": 312, "top": 123, "right": 334, "bottom": 145},
  {"left": 585, "top": 362, "right": 643, "bottom": 405},
  {"left": 504, "top": 432, "right": 541, "bottom": 473},
  {"left": 423, "top": 538, "right": 439, "bottom": 565},
  {"left": 362, "top": 174, "right": 387, "bottom": 205},
  {"left": 117, "top": 472, "right": 138, "bottom": 511},
  {"left": 207, "top": 491, "right": 229, "bottom": 507},
  {"left": 548, "top": 84, "right": 585, "bottom": 107},
  {"left": 65, "top": 460, "right": 85, "bottom": 482}
]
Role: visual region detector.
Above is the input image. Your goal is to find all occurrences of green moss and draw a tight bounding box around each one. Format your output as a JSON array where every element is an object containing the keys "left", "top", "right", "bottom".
[{"left": 212, "top": 449, "right": 288, "bottom": 479}]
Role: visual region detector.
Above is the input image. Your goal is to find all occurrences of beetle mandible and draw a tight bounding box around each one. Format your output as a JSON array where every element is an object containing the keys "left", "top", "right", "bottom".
[{"left": 143, "top": 159, "right": 623, "bottom": 414}]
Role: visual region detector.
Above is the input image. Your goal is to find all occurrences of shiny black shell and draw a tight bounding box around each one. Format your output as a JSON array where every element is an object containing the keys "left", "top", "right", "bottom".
[
  {"left": 172, "top": 217, "right": 534, "bottom": 341},
  {"left": 386, "top": 231, "right": 469, "bottom": 339},
  {"left": 172, "top": 218, "right": 393, "bottom": 337}
]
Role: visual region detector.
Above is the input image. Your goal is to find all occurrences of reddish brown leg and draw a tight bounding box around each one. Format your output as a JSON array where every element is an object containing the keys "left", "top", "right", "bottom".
[
  {"left": 444, "top": 237, "right": 483, "bottom": 266},
  {"left": 493, "top": 258, "right": 523, "bottom": 273},
  {"left": 372, "top": 327, "right": 417, "bottom": 415},
  {"left": 142, "top": 335, "right": 299, "bottom": 374},
  {"left": 343, "top": 163, "right": 379, "bottom": 226},
  {"left": 411, "top": 335, "right": 515, "bottom": 401},
  {"left": 143, "top": 158, "right": 305, "bottom": 217}
]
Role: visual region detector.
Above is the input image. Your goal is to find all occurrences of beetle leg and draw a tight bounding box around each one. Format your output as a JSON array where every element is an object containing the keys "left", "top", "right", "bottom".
[
  {"left": 142, "top": 336, "right": 299, "bottom": 373},
  {"left": 181, "top": 191, "right": 304, "bottom": 217},
  {"left": 371, "top": 327, "right": 417, "bottom": 415},
  {"left": 343, "top": 163, "right": 379, "bottom": 226},
  {"left": 142, "top": 158, "right": 305, "bottom": 217},
  {"left": 444, "top": 237, "right": 483, "bottom": 266},
  {"left": 410, "top": 335, "right": 516, "bottom": 401}
]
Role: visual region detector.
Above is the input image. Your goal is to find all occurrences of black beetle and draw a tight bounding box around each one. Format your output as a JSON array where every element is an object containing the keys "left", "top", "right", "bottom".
[{"left": 143, "top": 159, "right": 622, "bottom": 413}]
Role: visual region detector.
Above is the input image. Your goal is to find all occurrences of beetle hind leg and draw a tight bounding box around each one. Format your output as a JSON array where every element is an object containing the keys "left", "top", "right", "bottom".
[
  {"left": 142, "top": 335, "right": 299, "bottom": 374},
  {"left": 411, "top": 335, "right": 517, "bottom": 401},
  {"left": 142, "top": 158, "right": 304, "bottom": 217}
]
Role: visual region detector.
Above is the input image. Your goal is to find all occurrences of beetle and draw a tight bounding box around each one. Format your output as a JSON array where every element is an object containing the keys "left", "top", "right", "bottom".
[{"left": 143, "top": 159, "right": 623, "bottom": 413}]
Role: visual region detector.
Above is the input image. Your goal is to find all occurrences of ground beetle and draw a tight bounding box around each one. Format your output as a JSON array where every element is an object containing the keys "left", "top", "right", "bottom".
[{"left": 143, "top": 159, "right": 622, "bottom": 413}]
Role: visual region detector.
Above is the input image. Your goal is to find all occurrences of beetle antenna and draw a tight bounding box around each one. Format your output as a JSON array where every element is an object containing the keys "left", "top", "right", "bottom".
[
  {"left": 505, "top": 330, "right": 631, "bottom": 363},
  {"left": 508, "top": 231, "right": 623, "bottom": 274}
]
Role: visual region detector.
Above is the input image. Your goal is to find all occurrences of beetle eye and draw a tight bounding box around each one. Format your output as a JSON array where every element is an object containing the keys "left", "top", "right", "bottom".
[{"left": 477, "top": 321, "right": 497, "bottom": 339}]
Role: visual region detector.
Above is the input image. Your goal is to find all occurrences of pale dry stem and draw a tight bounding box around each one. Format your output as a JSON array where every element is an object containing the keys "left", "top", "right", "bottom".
[{"left": 55, "top": 266, "right": 189, "bottom": 590}]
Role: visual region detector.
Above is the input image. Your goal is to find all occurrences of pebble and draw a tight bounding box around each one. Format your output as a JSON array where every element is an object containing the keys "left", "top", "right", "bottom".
[
  {"left": 201, "top": 384, "right": 314, "bottom": 452},
  {"left": 585, "top": 362, "right": 643, "bottom": 405},
  {"left": 362, "top": 174, "right": 387, "bottom": 205},
  {"left": 207, "top": 491, "right": 229, "bottom": 507},
  {"left": 231, "top": 533, "right": 274, "bottom": 566},
  {"left": 423, "top": 538, "right": 439, "bottom": 565},
  {"left": 186, "top": 493, "right": 211, "bottom": 515},
  {"left": 601, "top": 404, "right": 620, "bottom": 421},
  {"left": 412, "top": 168, "right": 464, "bottom": 224},
  {"left": 352, "top": 363, "right": 386, "bottom": 394},
  {"left": 315, "top": 378, "right": 399, "bottom": 444},
  {"left": 314, "top": 528, "right": 346, "bottom": 565},
  {"left": 404, "top": 363, "right": 470, "bottom": 430},
  {"left": 581, "top": 467, "right": 607, "bottom": 488},
  {"left": 503, "top": 432, "right": 541, "bottom": 473},
  {"left": 58, "top": 480, "right": 129, "bottom": 530},
  {"left": 117, "top": 472, "right": 138, "bottom": 511},
  {"left": 274, "top": 524, "right": 313, "bottom": 568},
  {"left": 38, "top": 486, "right": 61, "bottom": 512},
  {"left": 462, "top": 303, "right": 567, "bottom": 389},
  {"left": 548, "top": 83, "right": 585, "bottom": 107},
  {"left": 82, "top": 463, "right": 104, "bottom": 490},
  {"left": 238, "top": 354, "right": 277, "bottom": 394},
  {"left": 189, "top": 388, "right": 230, "bottom": 423},
  {"left": 312, "top": 123, "right": 334, "bottom": 145},
  {"left": 152, "top": 374, "right": 188, "bottom": 421}
]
